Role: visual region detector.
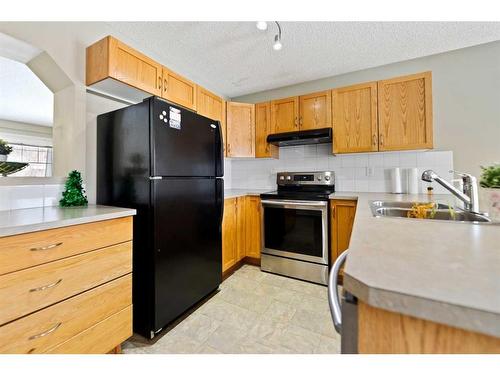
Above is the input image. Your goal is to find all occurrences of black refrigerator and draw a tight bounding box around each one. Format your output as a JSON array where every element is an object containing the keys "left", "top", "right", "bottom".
[{"left": 96, "top": 96, "right": 223, "bottom": 339}]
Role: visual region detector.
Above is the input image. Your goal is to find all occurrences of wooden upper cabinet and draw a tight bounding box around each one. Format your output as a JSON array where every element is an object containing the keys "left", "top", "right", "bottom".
[
  {"left": 299, "top": 90, "right": 332, "bottom": 131},
  {"left": 196, "top": 86, "right": 226, "bottom": 154},
  {"left": 255, "top": 102, "right": 278, "bottom": 159},
  {"left": 332, "top": 82, "right": 378, "bottom": 154},
  {"left": 196, "top": 86, "right": 225, "bottom": 125},
  {"left": 271, "top": 96, "right": 299, "bottom": 133},
  {"left": 377, "top": 71, "right": 433, "bottom": 151},
  {"left": 226, "top": 102, "right": 255, "bottom": 157},
  {"left": 161, "top": 67, "right": 197, "bottom": 111},
  {"left": 86, "top": 36, "right": 163, "bottom": 96}
]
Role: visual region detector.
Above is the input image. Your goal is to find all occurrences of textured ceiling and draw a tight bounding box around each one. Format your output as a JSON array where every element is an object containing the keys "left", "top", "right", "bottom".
[{"left": 107, "top": 22, "right": 500, "bottom": 97}]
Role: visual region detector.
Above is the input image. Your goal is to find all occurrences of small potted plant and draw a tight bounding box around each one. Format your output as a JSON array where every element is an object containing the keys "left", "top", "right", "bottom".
[
  {"left": 0, "top": 139, "right": 13, "bottom": 162},
  {"left": 479, "top": 164, "right": 500, "bottom": 220}
]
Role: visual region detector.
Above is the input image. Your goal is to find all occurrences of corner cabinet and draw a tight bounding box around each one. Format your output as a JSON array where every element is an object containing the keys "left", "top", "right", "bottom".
[
  {"left": 332, "top": 82, "right": 378, "bottom": 153},
  {"left": 255, "top": 102, "right": 278, "bottom": 158},
  {"left": 226, "top": 102, "right": 255, "bottom": 157},
  {"left": 377, "top": 71, "right": 433, "bottom": 151}
]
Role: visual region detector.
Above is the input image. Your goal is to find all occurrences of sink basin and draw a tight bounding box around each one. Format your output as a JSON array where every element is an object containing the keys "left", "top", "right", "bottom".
[{"left": 370, "top": 201, "right": 492, "bottom": 223}]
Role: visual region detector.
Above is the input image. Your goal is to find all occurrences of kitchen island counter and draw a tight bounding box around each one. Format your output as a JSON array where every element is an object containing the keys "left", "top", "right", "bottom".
[{"left": 330, "top": 192, "right": 500, "bottom": 339}]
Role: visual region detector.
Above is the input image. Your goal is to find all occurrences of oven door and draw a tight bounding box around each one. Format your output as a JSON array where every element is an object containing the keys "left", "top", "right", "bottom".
[{"left": 261, "top": 199, "right": 328, "bottom": 265}]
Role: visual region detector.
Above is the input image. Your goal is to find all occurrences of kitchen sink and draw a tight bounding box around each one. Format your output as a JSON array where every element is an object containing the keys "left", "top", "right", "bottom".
[{"left": 370, "top": 200, "right": 492, "bottom": 223}]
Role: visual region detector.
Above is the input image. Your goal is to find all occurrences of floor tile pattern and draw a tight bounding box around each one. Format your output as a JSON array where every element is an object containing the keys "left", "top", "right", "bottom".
[{"left": 122, "top": 265, "right": 340, "bottom": 354}]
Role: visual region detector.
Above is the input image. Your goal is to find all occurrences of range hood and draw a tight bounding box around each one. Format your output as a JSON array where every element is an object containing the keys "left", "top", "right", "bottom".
[{"left": 267, "top": 128, "right": 332, "bottom": 147}]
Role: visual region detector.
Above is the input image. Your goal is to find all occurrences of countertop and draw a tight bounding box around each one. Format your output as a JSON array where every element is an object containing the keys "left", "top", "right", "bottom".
[
  {"left": 0, "top": 205, "right": 136, "bottom": 237},
  {"left": 224, "top": 189, "right": 270, "bottom": 199},
  {"left": 330, "top": 192, "right": 500, "bottom": 338}
]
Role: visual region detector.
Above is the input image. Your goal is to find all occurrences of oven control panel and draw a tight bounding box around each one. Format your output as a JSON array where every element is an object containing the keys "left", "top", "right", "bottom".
[{"left": 277, "top": 171, "right": 335, "bottom": 186}]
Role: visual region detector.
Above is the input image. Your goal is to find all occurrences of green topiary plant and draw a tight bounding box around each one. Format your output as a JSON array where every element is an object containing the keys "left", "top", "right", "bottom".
[
  {"left": 59, "top": 170, "right": 88, "bottom": 207},
  {"left": 480, "top": 164, "right": 500, "bottom": 189},
  {"left": 0, "top": 139, "right": 13, "bottom": 155}
]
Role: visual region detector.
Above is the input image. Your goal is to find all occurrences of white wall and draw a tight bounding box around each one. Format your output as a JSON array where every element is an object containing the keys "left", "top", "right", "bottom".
[
  {"left": 234, "top": 40, "right": 500, "bottom": 180},
  {"left": 230, "top": 147, "right": 453, "bottom": 194}
]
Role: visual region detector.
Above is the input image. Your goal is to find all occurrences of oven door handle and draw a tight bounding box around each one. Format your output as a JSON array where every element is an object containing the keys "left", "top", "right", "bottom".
[
  {"left": 328, "top": 249, "right": 348, "bottom": 334},
  {"left": 261, "top": 199, "right": 328, "bottom": 207}
]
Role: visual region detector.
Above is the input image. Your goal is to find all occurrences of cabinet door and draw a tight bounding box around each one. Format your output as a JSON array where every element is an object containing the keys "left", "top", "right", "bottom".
[
  {"left": 222, "top": 198, "right": 237, "bottom": 272},
  {"left": 107, "top": 37, "right": 163, "bottom": 96},
  {"left": 197, "top": 86, "right": 227, "bottom": 155},
  {"left": 236, "top": 196, "right": 246, "bottom": 262},
  {"left": 161, "top": 67, "right": 197, "bottom": 111},
  {"left": 299, "top": 90, "right": 332, "bottom": 130},
  {"left": 226, "top": 102, "right": 255, "bottom": 157},
  {"left": 332, "top": 82, "right": 378, "bottom": 153},
  {"left": 378, "top": 71, "right": 433, "bottom": 151},
  {"left": 330, "top": 199, "right": 357, "bottom": 265},
  {"left": 245, "top": 196, "right": 262, "bottom": 259},
  {"left": 255, "top": 102, "right": 278, "bottom": 158},
  {"left": 271, "top": 96, "right": 299, "bottom": 133}
]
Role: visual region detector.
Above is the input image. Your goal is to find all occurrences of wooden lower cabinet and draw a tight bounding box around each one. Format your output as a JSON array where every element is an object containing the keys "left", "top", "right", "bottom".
[
  {"left": 0, "top": 275, "right": 132, "bottom": 354},
  {"left": 222, "top": 196, "right": 262, "bottom": 274},
  {"left": 45, "top": 306, "right": 132, "bottom": 354},
  {"left": 0, "top": 217, "right": 134, "bottom": 354},
  {"left": 330, "top": 199, "right": 357, "bottom": 266},
  {"left": 222, "top": 198, "right": 238, "bottom": 272},
  {"left": 358, "top": 301, "right": 500, "bottom": 354},
  {"left": 244, "top": 196, "right": 262, "bottom": 259}
]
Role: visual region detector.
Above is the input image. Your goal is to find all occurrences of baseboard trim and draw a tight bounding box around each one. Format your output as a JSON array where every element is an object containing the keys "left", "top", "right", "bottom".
[{"left": 222, "top": 257, "right": 261, "bottom": 281}]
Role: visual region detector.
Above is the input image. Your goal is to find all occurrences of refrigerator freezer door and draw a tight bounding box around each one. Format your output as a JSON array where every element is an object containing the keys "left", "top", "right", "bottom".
[
  {"left": 152, "top": 178, "right": 222, "bottom": 331},
  {"left": 151, "top": 99, "right": 223, "bottom": 177}
]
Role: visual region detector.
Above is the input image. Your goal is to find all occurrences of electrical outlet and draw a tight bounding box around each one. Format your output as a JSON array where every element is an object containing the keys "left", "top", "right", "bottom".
[{"left": 366, "top": 167, "right": 374, "bottom": 177}]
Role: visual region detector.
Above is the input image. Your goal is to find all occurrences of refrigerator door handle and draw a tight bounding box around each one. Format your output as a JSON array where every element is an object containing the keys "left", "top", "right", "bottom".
[
  {"left": 215, "top": 120, "right": 224, "bottom": 177},
  {"left": 216, "top": 178, "right": 224, "bottom": 227}
]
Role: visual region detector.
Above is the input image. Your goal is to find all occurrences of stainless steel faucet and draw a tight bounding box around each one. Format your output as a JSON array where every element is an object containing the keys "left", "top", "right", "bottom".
[{"left": 422, "top": 170, "right": 480, "bottom": 213}]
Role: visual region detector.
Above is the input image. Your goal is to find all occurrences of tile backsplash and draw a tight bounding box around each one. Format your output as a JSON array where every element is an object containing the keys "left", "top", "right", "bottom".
[
  {"left": 228, "top": 145, "right": 454, "bottom": 194},
  {"left": 0, "top": 184, "right": 64, "bottom": 211}
]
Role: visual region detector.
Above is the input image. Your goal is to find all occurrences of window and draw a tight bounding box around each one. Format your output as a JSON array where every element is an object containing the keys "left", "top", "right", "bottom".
[{"left": 6, "top": 143, "right": 53, "bottom": 177}]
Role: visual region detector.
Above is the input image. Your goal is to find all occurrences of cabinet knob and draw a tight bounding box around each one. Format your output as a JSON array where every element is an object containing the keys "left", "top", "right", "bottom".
[
  {"left": 164, "top": 79, "right": 168, "bottom": 92},
  {"left": 372, "top": 134, "right": 377, "bottom": 146},
  {"left": 294, "top": 117, "right": 298, "bottom": 127},
  {"left": 158, "top": 77, "right": 162, "bottom": 90},
  {"left": 379, "top": 134, "right": 384, "bottom": 146}
]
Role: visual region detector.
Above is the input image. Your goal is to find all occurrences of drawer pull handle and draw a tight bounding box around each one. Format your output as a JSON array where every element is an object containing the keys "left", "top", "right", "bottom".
[
  {"left": 30, "top": 242, "right": 63, "bottom": 251},
  {"left": 29, "top": 322, "right": 62, "bottom": 340},
  {"left": 29, "top": 278, "right": 62, "bottom": 293}
]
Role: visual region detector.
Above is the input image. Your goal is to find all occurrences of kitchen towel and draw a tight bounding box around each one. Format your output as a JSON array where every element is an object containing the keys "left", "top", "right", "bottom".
[{"left": 391, "top": 167, "right": 403, "bottom": 194}]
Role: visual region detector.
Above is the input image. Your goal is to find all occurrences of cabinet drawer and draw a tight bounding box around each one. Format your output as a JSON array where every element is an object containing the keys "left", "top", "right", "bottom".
[
  {"left": 0, "top": 242, "right": 132, "bottom": 326},
  {"left": 0, "top": 274, "right": 132, "bottom": 354},
  {"left": 0, "top": 217, "right": 132, "bottom": 276},
  {"left": 45, "top": 305, "right": 133, "bottom": 354}
]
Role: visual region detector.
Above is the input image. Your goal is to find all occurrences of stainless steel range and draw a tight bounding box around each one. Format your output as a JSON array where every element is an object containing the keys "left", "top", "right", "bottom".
[{"left": 260, "top": 171, "right": 335, "bottom": 285}]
